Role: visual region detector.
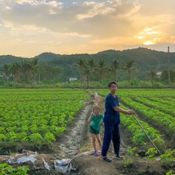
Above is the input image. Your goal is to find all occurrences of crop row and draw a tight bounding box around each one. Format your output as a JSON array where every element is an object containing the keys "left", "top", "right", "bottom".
[
  {"left": 121, "top": 97, "right": 175, "bottom": 134},
  {"left": 97, "top": 89, "right": 175, "bottom": 98},
  {"left": 121, "top": 110, "right": 164, "bottom": 149},
  {"left": 131, "top": 97, "right": 175, "bottom": 116}
]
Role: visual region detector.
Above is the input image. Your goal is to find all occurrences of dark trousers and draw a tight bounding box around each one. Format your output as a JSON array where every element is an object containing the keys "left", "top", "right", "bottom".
[{"left": 101, "top": 122, "right": 120, "bottom": 157}]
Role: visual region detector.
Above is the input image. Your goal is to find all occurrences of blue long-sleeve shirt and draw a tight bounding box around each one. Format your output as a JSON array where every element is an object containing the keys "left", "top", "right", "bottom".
[{"left": 104, "top": 93, "right": 120, "bottom": 125}]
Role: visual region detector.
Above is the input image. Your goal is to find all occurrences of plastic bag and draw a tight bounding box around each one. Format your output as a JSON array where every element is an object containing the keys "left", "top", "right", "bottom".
[{"left": 54, "top": 159, "right": 72, "bottom": 174}]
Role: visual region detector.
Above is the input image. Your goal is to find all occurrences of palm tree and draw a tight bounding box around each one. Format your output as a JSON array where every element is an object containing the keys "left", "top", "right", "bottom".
[
  {"left": 167, "top": 46, "right": 171, "bottom": 85},
  {"left": 88, "top": 59, "right": 95, "bottom": 72},
  {"left": 150, "top": 70, "right": 157, "bottom": 87},
  {"left": 77, "top": 59, "right": 85, "bottom": 88},
  {"left": 11, "top": 63, "right": 22, "bottom": 82},
  {"left": 87, "top": 59, "right": 96, "bottom": 85},
  {"left": 31, "top": 58, "right": 38, "bottom": 83},
  {"left": 3, "top": 64, "right": 11, "bottom": 82},
  {"left": 22, "top": 58, "right": 39, "bottom": 83},
  {"left": 77, "top": 60, "right": 91, "bottom": 88},
  {"left": 111, "top": 60, "right": 119, "bottom": 81},
  {"left": 22, "top": 61, "right": 32, "bottom": 82},
  {"left": 97, "top": 59, "right": 106, "bottom": 83},
  {"left": 124, "top": 60, "right": 135, "bottom": 85}
]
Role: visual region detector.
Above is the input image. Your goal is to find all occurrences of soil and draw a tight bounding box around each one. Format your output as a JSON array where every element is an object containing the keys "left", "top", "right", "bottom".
[
  {"left": 73, "top": 155, "right": 166, "bottom": 175},
  {"left": 51, "top": 103, "right": 92, "bottom": 158}
]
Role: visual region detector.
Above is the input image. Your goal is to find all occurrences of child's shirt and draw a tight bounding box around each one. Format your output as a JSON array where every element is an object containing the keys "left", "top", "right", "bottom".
[{"left": 90, "top": 114, "right": 103, "bottom": 132}]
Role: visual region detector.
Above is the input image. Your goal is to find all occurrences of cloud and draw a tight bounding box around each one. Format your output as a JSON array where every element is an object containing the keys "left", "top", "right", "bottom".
[
  {"left": 0, "top": 0, "right": 139, "bottom": 37},
  {"left": 76, "top": 1, "right": 115, "bottom": 20},
  {"left": 0, "top": 0, "right": 175, "bottom": 56},
  {"left": 15, "top": 0, "right": 63, "bottom": 8},
  {"left": 0, "top": 14, "right": 93, "bottom": 56}
]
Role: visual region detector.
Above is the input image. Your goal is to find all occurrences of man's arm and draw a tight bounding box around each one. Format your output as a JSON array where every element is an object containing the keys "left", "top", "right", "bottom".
[
  {"left": 108, "top": 95, "right": 135, "bottom": 115},
  {"left": 114, "top": 106, "right": 135, "bottom": 115}
]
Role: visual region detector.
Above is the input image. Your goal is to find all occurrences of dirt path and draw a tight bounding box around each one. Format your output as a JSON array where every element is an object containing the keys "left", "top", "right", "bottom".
[
  {"left": 52, "top": 104, "right": 92, "bottom": 158},
  {"left": 70, "top": 93, "right": 128, "bottom": 175}
]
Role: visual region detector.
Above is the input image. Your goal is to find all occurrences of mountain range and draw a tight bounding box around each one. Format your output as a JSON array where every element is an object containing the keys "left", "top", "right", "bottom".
[{"left": 0, "top": 47, "right": 175, "bottom": 80}]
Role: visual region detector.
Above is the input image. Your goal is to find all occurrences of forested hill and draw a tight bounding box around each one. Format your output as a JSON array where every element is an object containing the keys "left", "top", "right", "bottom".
[{"left": 0, "top": 47, "right": 175, "bottom": 81}]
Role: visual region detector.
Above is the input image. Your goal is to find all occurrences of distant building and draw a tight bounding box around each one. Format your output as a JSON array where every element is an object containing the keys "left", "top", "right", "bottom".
[
  {"left": 156, "top": 71, "right": 162, "bottom": 78},
  {"left": 69, "top": 77, "right": 78, "bottom": 82},
  {"left": 0, "top": 73, "right": 3, "bottom": 78}
]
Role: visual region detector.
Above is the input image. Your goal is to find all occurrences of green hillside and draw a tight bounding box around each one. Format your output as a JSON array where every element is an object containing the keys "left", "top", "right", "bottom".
[{"left": 0, "top": 47, "right": 175, "bottom": 87}]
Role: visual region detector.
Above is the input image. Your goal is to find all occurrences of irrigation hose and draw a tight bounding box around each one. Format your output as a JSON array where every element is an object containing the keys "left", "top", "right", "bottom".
[{"left": 133, "top": 114, "right": 161, "bottom": 155}]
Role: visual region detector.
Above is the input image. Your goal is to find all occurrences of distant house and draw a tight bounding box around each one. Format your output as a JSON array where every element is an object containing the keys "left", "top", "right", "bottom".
[
  {"left": 0, "top": 73, "right": 3, "bottom": 78},
  {"left": 156, "top": 71, "right": 162, "bottom": 78},
  {"left": 69, "top": 77, "right": 78, "bottom": 82}
]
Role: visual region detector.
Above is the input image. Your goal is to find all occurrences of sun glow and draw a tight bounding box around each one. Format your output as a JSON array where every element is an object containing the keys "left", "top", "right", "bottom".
[
  {"left": 143, "top": 40, "right": 155, "bottom": 45},
  {"left": 136, "top": 27, "right": 162, "bottom": 46}
]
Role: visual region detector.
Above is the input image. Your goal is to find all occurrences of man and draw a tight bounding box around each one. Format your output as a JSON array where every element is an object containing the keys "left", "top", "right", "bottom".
[{"left": 101, "top": 81, "right": 135, "bottom": 162}]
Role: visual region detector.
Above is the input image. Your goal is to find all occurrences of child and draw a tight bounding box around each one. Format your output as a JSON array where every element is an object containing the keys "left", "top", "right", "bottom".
[{"left": 87, "top": 104, "right": 103, "bottom": 156}]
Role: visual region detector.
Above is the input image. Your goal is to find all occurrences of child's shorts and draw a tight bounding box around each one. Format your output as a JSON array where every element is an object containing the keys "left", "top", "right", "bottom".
[{"left": 89, "top": 126, "right": 100, "bottom": 135}]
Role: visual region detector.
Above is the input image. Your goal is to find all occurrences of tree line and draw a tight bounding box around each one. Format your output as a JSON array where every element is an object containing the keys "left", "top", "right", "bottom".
[
  {"left": 76, "top": 59, "right": 136, "bottom": 88},
  {"left": 2, "top": 59, "right": 60, "bottom": 84},
  {"left": 1, "top": 57, "right": 174, "bottom": 87}
]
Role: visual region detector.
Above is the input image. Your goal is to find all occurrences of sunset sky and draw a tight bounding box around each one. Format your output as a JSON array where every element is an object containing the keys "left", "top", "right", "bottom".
[{"left": 0, "top": 0, "right": 175, "bottom": 57}]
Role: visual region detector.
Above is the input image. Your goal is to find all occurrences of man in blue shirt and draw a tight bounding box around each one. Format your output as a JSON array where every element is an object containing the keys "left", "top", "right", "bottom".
[{"left": 102, "top": 81, "right": 135, "bottom": 162}]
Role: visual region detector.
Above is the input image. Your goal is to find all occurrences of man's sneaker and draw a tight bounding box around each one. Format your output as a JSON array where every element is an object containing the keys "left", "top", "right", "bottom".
[
  {"left": 115, "top": 155, "right": 124, "bottom": 160},
  {"left": 102, "top": 157, "right": 112, "bottom": 163}
]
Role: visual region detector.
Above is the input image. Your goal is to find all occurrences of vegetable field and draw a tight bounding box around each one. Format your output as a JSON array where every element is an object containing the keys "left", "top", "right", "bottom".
[
  {"left": 0, "top": 89, "right": 88, "bottom": 148},
  {"left": 0, "top": 88, "right": 175, "bottom": 174},
  {"left": 0, "top": 88, "right": 175, "bottom": 158}
]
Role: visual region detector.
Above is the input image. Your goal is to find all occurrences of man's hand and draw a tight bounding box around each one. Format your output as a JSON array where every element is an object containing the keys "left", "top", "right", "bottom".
[
  {"left": 126, "top": 109, "right": 136, "bottom": 115},
  {"left": 114, "top": 106, "right": 136, "bottom": 115}
]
